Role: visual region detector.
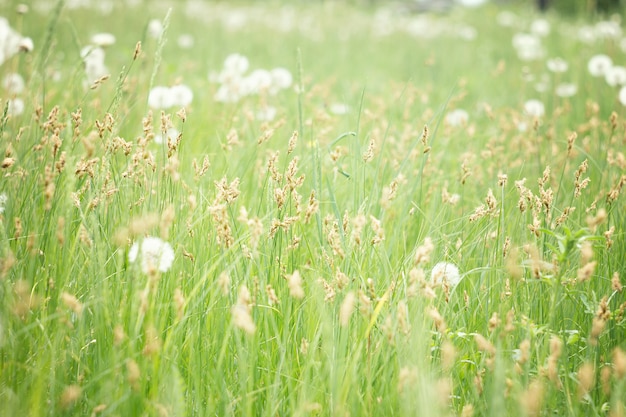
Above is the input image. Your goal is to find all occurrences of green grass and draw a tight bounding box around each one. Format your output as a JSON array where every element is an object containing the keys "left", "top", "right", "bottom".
[{"left": 1, "top": 1, "right": 625, "bottom": 416}]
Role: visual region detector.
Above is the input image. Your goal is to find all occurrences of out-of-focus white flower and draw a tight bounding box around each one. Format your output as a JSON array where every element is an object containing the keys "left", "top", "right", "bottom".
[
  {"left": 588, "top": 54, "right": 613, "bottom": 77},
  {"left": 595, "top": 20, "right": 622, "bottom": 40},
  {"left": 148, "top": 86, "right": 174, "bottom": 109},
  {"left": 512, "top": 33, "right": 544, "bottom": 61},
  {"left": 431, "top": 262, "right": 461, "bottom": 288},
  {"left": 555, "top": 83, "right": 577, "bottom": 98},
  {"left": 80, "top": 45, "right": 105, "bottom": 65},
  {"left": 445, "top": 109, "right": 469, "bottom": 126},
  {"left": 530, "top": 19, "right": 550, "bottom": 37},
  {"left": 2, "top": 73, "right": 24, "bottom": 94},
  {"left": 578, "top": 26, "right": 596, "bottom": 44},
  {"left": 270, "top": 67, "right": 293, "bottom": 90},
  {"left": 177, "top": 34, "right": 194, "bottom": 49},
  {"left": 256, "top": 106, "right": 277, "bottom": 121},
  {"left": 91, "top": 33, "right": 116, "bottom": 47},
  {"left": 148, "top": 19, "right": 164, "bottom": 39},
  {"left": 524, "top": 99, "right": 545, "bottom": 117},
  {"left": 0, "top": 193, "right": 7, "bottom": 214},
  {"left": 619, "top": 86, "right": 626, "bottom": 106},
  {"left": 214, "top": 84, "right": 243, "bottom": 103},
  {"left": 128, "top": 236, "right": 174, "bottom": 274},
  {"left": 223, "top": 53, "right": 249, "bottom": 76},
  {"left": 7, "top": 98, "right": 24, "bottom": 116},
  {"left": 154, "top": 127, "right": 179, "bottom": 145},
  {"left": 546, "top": 57, "right": 568, "bottom": 73},
  {"left": 18, "top": 37, "right": 33, "bottom": 52},
  {"left": 496, "top": 11, "right": 518, "bottom": 28},
  {"left": 457, "top": 26, "right": 477, "bottom": 41},
  {"left": 0, "top": 17, "right": 32, "bottom": 64},
  {"left": 455, "top": 0, "right": 487, "bottom": 7},
  {"left": 605, "top": 65, "right": 626, "bottom": 87},
  {"left": 329, "top": 103, "right": 350, "bottom": 115},
  {"left": 169, "top": 84, "right": 194, "bottom": 107},
  {"left": 244, "top": 69, "right": 273, "bottom": 94},
  {"left": 80, "top": 45, "right": 108, "bottom": 82}
]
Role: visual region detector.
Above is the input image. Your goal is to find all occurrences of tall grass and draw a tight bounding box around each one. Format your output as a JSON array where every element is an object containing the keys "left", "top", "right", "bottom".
[{"left": 1, "top": 1, "right": 625, "bottom": 416}]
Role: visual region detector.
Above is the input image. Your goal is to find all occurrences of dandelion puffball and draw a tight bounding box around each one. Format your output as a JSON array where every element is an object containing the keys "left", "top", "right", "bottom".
[
  {"left": 605, "top": 66, "right": 626, "bottom": 87},
  {"left": 431, "top": 262, "right": 461, "bottom": 288},
  {"left": 2, "top": 73, "right": 25, "bottom": 94},
  {"left": 148, "top": 84, "right": 194, "bottom": 109},
  {"left": 445, "top": 109, "right": 469, "bottom": 127},
  {"left": 524, "top": 99, "right": 545, "bottom": 118},
  {"left": 588, "top": 54, "right": 613, "bottom": 77},
  {"left": 619, "top": 86, "right": 626, "bottom": 106},
  {"left": 546, "top": 57, "right": 568, "bottom": 73},
  {"left": 128, "top": 236, "right": 174, "bottom": 274},
  {"left": 90, "top": 33, "right": 116, "bottom": 47}
]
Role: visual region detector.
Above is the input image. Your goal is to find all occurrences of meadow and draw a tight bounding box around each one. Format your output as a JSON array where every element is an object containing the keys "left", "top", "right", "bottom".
[{"left": 1, "top": 0, "right": 625, "bottom": 416}]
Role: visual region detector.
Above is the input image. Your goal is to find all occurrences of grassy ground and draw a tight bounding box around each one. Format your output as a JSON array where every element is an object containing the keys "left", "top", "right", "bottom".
[{"left": 1, "top": 1, "right": 625, "bottom": 416}]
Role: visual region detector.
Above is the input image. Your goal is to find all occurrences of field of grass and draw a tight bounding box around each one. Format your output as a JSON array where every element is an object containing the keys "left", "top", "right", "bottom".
[{"left": 1, "top": 0, "right": 626, "bottom": 416}]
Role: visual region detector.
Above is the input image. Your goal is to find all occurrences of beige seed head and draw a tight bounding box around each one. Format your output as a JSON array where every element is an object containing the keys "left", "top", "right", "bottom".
[
  {"left": 441, "top": 340, "right": 456, "bottom": 372},
  {"left": 612, "top": 272, "right": 623, "bottom": 292},
  {"left": 59, "top": 385, "right": 82, "bottom": 410},
  {"left": 520, "top": 379, "right": 544, "bottom": 417},
  {"left": 286, "top": 270, "right": 305, "bottom": 299},
  {"left": 614, "top": 347, "right": 626, "bottom": 380},
  {"left": 474, "top": 333, "right": 496, "bottom": 355},
  {"left": 61, "top": 292, "right": 83, "bottom": 315},
  {"left": 126, "top": 359, "right": 141, "bottom": 391},
  {"left": 577, "top": 362, "right": 595, "bottom": 399},
  {"left": 577, "top": 261, "right": 597, "bottom": 282},
  {"left": 339, "top": 291, "right": 356, "bottom": 326}
]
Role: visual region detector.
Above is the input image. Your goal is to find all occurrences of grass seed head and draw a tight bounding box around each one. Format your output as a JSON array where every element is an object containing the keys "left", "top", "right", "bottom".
[
  {"left": 59, "top": 385, "right": 82, "bottom": 410},
  {"left": 577, "top": 362, "right": 595, "bottom": 399},
  {"left": 613, "top": 347, "right": 626, "bottom": 380},
  {"left": 339, "top": 291, "right": 356, "bottom": 326}
]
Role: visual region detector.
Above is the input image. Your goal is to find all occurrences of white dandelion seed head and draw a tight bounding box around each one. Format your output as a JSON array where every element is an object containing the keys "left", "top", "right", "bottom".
[
  {"left": 555, "top": 83, "right": 578, "bottom": 98},
  {"left": 496, "top": 11, "right": 518, "bottom": 28},
  {"left": 129, "top": 236, "right": 174, "bottom": 274},
  {"left": 90, "top": 32, "right": 116, "bottom": 47},
  {"left": 546, "top": 57, "right": 568, "bottom": 73},
  {"left": 431, "top": 262, "right": 461, "bottom": 288},
  {"left": 0, "top": 193, "right": 7, "bottom": 214},
  {"left": 455, "top": 0, "right": 488, "bottom": 8},
  {"left": 619, "top": 86, "right": 626, "bottom": 106},
  {"left": 595, "top": 20, "right": 622, "bottom": 40},
  {"left": 244, "top": 69, "right": 273, "bottom": 94},
  {"left": 148, "top": 19, "right": 164, "bottom": 39},
  {"left": 605, "top": 65, "right": 626, "bottom": 87},
  {"left": 329, "top": 103, "right": 350, "bottom": 115},
  {"left": 588, "top": 54, "right": 613, "bottom": 77},
  {"left": 270, "top": 67, "right": 293, "bottom": 91},
  {"left": 177, "top": 34, "right": 194, "bottom": 49},
  {"left": 154, "top": 127, "right": 179, "bottom": 145},
  {"left": 214, "top": 83, "right": 243, "bottom": 103},
  {"left": 223, "top": 53, "right": 249, "bottom": 76},
  {"left": 524, "top": 99, "right": 545, "bottom": 118},
  {"left": 148, "top": 86, "right": 175, "bottom": 109},
  {"left": 2, "top": 73, "right": 25, "bottom": 94},
  {"left": 512, "top": 33, "right": 544, "bottom": 61},
  {"left": 445, "top": 109, "right": 469, "bottom": 127},
  {"left": 256, "top": 106, "right": 277, "bottom": 121},
  {"left": 7, "top": 98, "right": 24, "bottom": 116},
  {"left": 18, "top": 36, "right": 33, "bottom": 53},
  {"left": 169, "top": 84, "right": 194, "bottom": 107},
  {"left": 530, "top": 18, "right": 551, "bottom": 37},
  {"left": 578, "top": 26, "right": 597, "bottom": 44}
]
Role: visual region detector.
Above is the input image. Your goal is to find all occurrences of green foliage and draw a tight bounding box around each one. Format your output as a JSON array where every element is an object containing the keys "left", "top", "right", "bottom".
[{"left": 0, "top": 1, "right": 625, "bottom": 416}]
